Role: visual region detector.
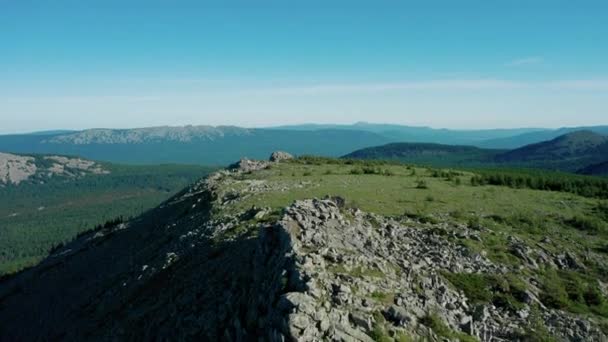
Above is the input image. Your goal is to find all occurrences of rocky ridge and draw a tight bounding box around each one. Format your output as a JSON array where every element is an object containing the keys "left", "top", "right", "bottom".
[
  {"left": 0, "top": 152, "right": 109, "bottom": 186},
  {"left": 0, "top": 154, "right": 605, "bottom": 341},
  {"left": 0, "top": 152, "right": 36, "bottom": 185},
  {"left": 46, "top": 125, "right": 252, "bottom": 144}
]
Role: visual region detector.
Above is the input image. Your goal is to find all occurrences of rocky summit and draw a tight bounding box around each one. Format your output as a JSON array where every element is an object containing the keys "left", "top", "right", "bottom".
[{"left": 0, "top": 154, "right": 606, "bottom": 341}]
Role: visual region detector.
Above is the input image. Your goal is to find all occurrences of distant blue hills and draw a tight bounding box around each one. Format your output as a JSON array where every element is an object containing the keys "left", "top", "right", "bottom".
[{"left": 1, "top": 124, "right": 607, "bottom": 173}]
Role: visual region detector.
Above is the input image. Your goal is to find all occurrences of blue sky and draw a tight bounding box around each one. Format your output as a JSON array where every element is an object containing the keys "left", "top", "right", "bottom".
[{"left": 1, "top": 0, "right": 607, "bottom": 133}]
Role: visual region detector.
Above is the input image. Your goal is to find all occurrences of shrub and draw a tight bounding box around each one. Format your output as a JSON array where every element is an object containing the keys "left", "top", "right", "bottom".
[
  {"left": 595, "top": 202, "right": 608, "bottom": 221},
  {"left": 443, "top": 272, "right": 529, "bottom": 312},
  {"left": 441, "top": 272, "right": 493, "bottom": 303},
  {"left": 468, "top": 216, "right": 483, "bottom": 230},
  {"left": 566, "top": 215, "right": 606, "bottom": 234},
  {"left": 540, "top": 271, "right": 570, "bottom": 309},
  {"left": 420, "top": 313, "right": 477, "bottom": 342},
  {"left": 416, "top": 179, "right": 428, "bottom": 189},
  {"left": 584, "top": 286, "right": 604, "bottom": 307}
]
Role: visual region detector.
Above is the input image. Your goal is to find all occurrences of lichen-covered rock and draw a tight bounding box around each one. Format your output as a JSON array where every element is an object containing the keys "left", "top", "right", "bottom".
[{"left": 269, "top": 151, "right": 294, "bottom": 162}]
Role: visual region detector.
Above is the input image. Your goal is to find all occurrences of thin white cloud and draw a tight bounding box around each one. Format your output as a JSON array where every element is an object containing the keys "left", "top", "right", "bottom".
[
  {"left": 245, "top": 79, "right": 526, "bottom": 95},
  {"left": 244, "top": 78, "right": 608, "bottom": 96},
  {"left": 545, "top": 79, "right": 608, "bottom": 90},
  {"left": 3, "top": 79, "right": 608, "bottom": 104},
  {"left": 506, "top": 56, "right": 544, "bottom": 67}
]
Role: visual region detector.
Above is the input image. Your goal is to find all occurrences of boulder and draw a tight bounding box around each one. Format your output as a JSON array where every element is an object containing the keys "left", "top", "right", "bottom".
[{"left": 269, "top": 151, "right": 294, "bottom": 162}]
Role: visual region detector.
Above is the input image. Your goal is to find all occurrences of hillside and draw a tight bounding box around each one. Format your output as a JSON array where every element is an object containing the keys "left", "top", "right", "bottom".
[
  {"left": 344, "top": 131, "right": 608, "bottom": 173},
  {"left": 0, "top": 126, "right": 391, "bottom": 165},
  {"left": 495, "top": 131, "right": 608, "bottom": 171},
  {"left": 0, "top": 152, "right": 109, "bottom": 185},
  {"left": 342, "top": 142, "right": 502, "bottom": 166},
  {"left": 481, "top": 126, "right": 608, "bottom": 149},
  {"left": 0, "top": 153, "right": 214, "bottom": 274},
  {"left": 579, "top": 161, "right": 608, "bottom": 176},
  {"left": 1, "top": 155, "right": 608, "bottom": 341}
]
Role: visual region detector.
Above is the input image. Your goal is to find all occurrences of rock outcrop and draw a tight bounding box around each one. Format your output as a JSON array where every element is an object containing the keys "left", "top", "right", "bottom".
[
  {"left": 0, "top": 152, "right": 109, "bottom": 186},
  {"left": 0, "top": 152, "right": 37, "bottom": 185},
  {"left": 270, "top": 151, "right": 294, "bottom": 162}
]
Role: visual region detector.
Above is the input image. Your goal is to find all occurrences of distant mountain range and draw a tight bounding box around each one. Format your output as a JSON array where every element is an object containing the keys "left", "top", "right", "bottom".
[
  {"left": 345, "top": 130, "right": 608, "bottom": 175},
  {"left": 0, "top": 127, "right": 390, "bottom": 165},
  {"left": 1, "top": 124, "right": 607, "bottom": 168},
  {"left": 273, "top": 122, "right": 608, "bottom": 148}
]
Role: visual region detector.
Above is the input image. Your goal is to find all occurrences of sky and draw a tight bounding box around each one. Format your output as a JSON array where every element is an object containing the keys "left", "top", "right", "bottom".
[{"left": 1, "top": 0, "right": 607, "bottom": 133}]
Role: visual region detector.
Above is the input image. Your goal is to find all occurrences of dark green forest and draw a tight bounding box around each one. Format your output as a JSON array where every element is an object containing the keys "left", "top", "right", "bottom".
[
  {"left": 470, "top": 169, "right": 608, "bottom": 199},
  {"left": 0, "top": 164, "right": 213, "bottom": 274}
]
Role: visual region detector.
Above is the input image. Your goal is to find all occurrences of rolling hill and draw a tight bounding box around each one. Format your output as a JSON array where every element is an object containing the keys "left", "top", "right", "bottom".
[
  {"left": 345, "top": 130, "right": 608, "bottom": 173},
  {"left": 495, "top": 130, "right": 608, "bottom": 171},
  {"left": 480, "top": 125, "right": 608, "bottom": 149},
  {"left": 343, "top": 142, "right": 503, "bottom": 166}
]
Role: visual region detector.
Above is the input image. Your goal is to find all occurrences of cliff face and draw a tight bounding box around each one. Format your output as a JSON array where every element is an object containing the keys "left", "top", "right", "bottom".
[{"left": 0, "top": 157, "right": 606, "bottom": 341}]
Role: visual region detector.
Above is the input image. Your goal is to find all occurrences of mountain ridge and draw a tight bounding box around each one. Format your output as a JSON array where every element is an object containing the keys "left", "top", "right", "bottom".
[
  {"left": 1, "top": 156, "right": 606, "bottom": 341},
  {"left": 495, "top": 130, "right": 608, "bottom": 171},
  {"left": 345, "top": 130, "right": 608, "bottom": 172}
]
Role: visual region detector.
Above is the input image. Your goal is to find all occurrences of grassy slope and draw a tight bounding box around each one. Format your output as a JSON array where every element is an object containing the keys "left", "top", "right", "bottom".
[
  {"left": 0, "top": 163, "right": 214, "bottom": 274},
  {"left": 223, "top": 160, "right": 606, "bottom": 264},
  {"left": 214, "top": 158, "right": 608, "bottom": 329}
]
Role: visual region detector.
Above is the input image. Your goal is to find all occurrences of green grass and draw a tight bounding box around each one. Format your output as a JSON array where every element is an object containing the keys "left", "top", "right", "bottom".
[
  {"left": 0, "top": 163, "right": 214, "bottom": 274},
  {"left": 539, "top": 268, "right": 608, "bottom": 317},
  {"left": 441, "top": 272, "right": 528, "bottom": 312},
  {"left": 420, "top": 313, "right": 478, "bottom": 342},
  {"left": 370, "top": 291, "right": 395, "bottom": 305},
  {"left": 210, "top": 157, "right": 608, "bottom": 324}
]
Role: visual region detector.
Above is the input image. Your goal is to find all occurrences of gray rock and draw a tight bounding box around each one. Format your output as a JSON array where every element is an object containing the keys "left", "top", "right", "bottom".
[
  {"left": 384, "top": 305, "right": 413, "bottom": 326},
  {"left": 269, "top": 151, "right": 294, "bottom": 162},
  {"left": 349, "top": 312, "right": 373, "bottom": 332}
]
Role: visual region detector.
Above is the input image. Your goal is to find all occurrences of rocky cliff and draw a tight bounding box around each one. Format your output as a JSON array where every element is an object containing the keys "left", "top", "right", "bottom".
[{"left": 0, "top": 154, "right": 605, "bottom": 341}]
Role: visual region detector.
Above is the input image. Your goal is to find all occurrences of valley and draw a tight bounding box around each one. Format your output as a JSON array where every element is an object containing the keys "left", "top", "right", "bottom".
[{"left": 0, "top": 155, "right": 214, "bottom": 274}]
